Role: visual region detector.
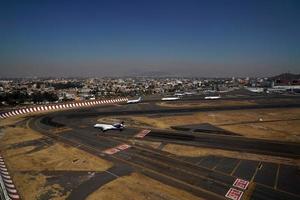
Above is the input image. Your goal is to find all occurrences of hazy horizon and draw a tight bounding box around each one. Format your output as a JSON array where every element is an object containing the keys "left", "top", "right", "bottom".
[{"left": 1, "top": 0, "right": 300, "bottom": 77}]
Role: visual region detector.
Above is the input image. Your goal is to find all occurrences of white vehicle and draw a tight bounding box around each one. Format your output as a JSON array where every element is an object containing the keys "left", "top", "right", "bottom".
[
  {"left": 127, "top": 97, "right": 142, "bottom": 104},
  {"left": 161, "top": 96, "right": 180, "bottom": 101},
  {"left": 94, "top": 121, "right": 125, "bottom": 132},
  {"left": 204, "top": 96, "right": 221, "bottom": 100}
]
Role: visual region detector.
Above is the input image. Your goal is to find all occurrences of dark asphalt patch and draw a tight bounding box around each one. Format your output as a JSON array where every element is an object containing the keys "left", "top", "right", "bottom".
[
  {"left": 233, "top": 160, "right": 259, "bottom": 180},
  {"left": 67, "top": 165, "right": 132, "bottom": 200},
  {"left": 62, "top": 130, "right": 120, "bottom": 151},
  {"left": 172, "top": 123, "right": 239, "bottom": 135},
  {"left": 40, "top": 116, "right": 65, "bottom": 127},
  {"left": 214, "top": 158, "right": 240, "bottom": 174},
  {"left": 254, "top": 162, "right": 278, "bottom": 187},
  {"left": 277, "top": 164, "right": 300, "bottom": 196},
  {"left": 198, "top": 155, "right": 223, "bottom": 169},
  {"left": 8, "top": 137, "right": 54, "bottom": 154},
  {"left": 251, "top": 184, "right": 299, "bottom": 200},
  {"left": 182, "top": 156, "right": 204, "bottom": 164}
]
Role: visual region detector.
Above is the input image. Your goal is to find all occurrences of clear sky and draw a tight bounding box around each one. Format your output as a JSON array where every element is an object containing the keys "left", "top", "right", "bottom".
[{"left": 1, "top": 0, "right": 299, "bottom": 77}]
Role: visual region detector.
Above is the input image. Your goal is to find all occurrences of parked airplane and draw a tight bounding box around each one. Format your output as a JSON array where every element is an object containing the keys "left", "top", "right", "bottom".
[
  {"left": 204, "top": 96, "right": 221, "bottom": 100},
  {"left": 127, "top": 97, "right": 142, "bottom": 104},
  {"left": 94, "top": 121, "right": 125, "bottom": 132},
  {"left": 161, "top": 96, "right": 180, "bottom": 101},
  {"left": 174, "top": 92, "right": 185, "bottom": 96},
  {"left": 184, "top": 92, "right": 196, "bottom": 95}
]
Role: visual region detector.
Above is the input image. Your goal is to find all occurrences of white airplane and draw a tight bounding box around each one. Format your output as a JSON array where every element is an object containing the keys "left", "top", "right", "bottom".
[
  {"left": 184, "top": 92, "right": 196, "bottom": 95},
  {"left": 204, "top": 96, "right": 221, "bottom": 100},
  {"left": 127, "top": 97, "right": 142, "bottom": 104},
  {"left": 161, "top": 96, "right": 180, "bottom": 101},
  {"left": 174, "top": 92, "right": 185, "bottom": 96},
  {"left": 94, "top": 121, "right": 125, "bottom": 132}
]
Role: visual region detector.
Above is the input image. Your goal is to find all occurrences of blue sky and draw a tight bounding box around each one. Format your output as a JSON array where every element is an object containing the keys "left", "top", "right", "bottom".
[{"left": 1, "top": 0, "right": 300, "bottom": 77}]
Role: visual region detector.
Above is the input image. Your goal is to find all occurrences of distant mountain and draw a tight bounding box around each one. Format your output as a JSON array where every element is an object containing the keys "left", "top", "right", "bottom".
[{"left": 270, "top": 73, "right": 300, "bottom": 80}]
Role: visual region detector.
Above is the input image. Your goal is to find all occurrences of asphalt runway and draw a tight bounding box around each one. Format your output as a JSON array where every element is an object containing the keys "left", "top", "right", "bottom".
[{"left": 27, "top": 98, "right": 300, "bottom": 200}]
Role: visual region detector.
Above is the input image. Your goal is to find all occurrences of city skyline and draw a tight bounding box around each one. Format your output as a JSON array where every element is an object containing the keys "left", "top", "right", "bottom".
[{"left": 1, "top": 0, "right": 300, "bottom": 77}]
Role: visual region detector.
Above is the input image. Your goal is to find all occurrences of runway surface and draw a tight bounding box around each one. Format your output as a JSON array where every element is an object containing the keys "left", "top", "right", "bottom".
[{"left": 28, "top": 97, "right": 300, "bottom": 200}]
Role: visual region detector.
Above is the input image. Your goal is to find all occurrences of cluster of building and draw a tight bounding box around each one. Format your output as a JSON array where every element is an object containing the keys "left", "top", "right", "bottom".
[{"left": 0, "top": 73, "right": 299, "bottom": 107}]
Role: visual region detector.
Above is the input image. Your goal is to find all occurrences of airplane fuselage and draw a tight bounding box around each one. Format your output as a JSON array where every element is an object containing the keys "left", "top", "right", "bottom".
[
  {"left": 94, "top": 123, "right": 124, "bottom": 132},
  {"left": 161, "top": 97, "right": 180, "bottom": 101}
]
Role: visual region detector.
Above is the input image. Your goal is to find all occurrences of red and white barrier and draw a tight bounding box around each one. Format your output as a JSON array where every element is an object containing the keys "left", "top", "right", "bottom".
[
  {"left": 0, "top": 98, "right": 128, "bottom": 120},
  {"left": 0, "top": 155, "right": 20, "bottom": 199}
]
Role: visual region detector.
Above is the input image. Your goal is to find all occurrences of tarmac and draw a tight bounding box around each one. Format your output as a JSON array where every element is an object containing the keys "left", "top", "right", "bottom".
[{"left": 26, "top": 96, "right": 300, "bottom": 200}]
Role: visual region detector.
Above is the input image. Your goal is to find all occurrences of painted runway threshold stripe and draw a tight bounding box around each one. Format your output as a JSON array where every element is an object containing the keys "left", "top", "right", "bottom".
[
  {"left": 103, "top": 144, "right": 132, "bottom": 155},
  {"left": 135, "top": 129, "right": 151, "bottom": 138},
  {"left": 225, "top": 187, "right": 243, "bottom": 200},
  {"left": 233, "top": 178, "right": 249, "bottom": 190}
]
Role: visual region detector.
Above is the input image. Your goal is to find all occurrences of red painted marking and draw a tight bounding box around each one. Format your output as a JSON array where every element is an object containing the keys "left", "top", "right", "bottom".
[
  {"left": 116, "top": 144, "right": 131, "bottom": 150},
  {"left": 225, "top": 188, "right": 243, "bottom": 200},
  {"left": 103, "top": 148, "right": 120, "bottom": 155},
  {"left": 233, "top": 178, "right": 249, "bottom": 190},
  {"left": 135, "top": 129, "right": 151, "bottom": 138}
]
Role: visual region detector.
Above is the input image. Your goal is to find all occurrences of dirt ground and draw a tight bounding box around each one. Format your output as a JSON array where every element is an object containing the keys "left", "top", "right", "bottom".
[
  {"left": 162, "top": 144, "right": 300, "bottom": 166},
  {"left": 12, "top": 172, "right": 69, "bottom": 200},
  {"left": 0, "top": 117, "right": 112, "bottom": 200},
  {"left": 129, "top": 108, "right": 300, "bottom": 142},
  {"left": 86, "top": 172, "right": 204, "bottom": 200}
]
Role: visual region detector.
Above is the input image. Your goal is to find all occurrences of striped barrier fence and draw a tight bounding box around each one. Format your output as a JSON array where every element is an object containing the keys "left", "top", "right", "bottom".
[
  {"left": 0, "top": 155, "right": 20, "bottom": 200},
  {"left": 0, "top": 98, "right": 128, "bottom": 120}
]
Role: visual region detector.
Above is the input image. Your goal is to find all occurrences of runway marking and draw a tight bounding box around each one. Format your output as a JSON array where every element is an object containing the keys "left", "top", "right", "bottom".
[
  {"left": 212, "top": 157, "right": 224, "bottom": 170},
  {"left": 274, "top": 164, "right": 280, "bottom": 189},
  {"left": 103, "top": 144, "right": 131, "bottom": 155},
  {"left": 250, "top": 161, "right": 261, "bottom": 182},
  {"left": 233, "top": 178, "right": 249, "bottom": 190},
  {"left": 135, "top": 129, "right": 151, "bottom": 138},
  {"left": 225, "top": 187, "right": 243, "bottom": 200},
  {"left": 230, "top": 160, "right": 241, "bottom": 175},
  {"left": 116, "top": 144, "right": 131, "bottom": 150},
  {"left": 105, "top": 170, "right": 119, "bottom": 178},
  {"left": 103, "top": 148, "right": 120, "bottom": 155}
]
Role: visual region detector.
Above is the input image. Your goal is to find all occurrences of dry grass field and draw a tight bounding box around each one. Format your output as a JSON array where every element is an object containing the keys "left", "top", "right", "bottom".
[
  {"left": 0, "top": 117, "right": 112, "bottom": 200},
  {"left": 129, "top": 108, "right": 300, "bottom": 142},
  {"left": 86, "top": 172, "right": 204, "bottom": 200},
  {"left": 162, "top": 144, "right": 300, "bottom": 166}
]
